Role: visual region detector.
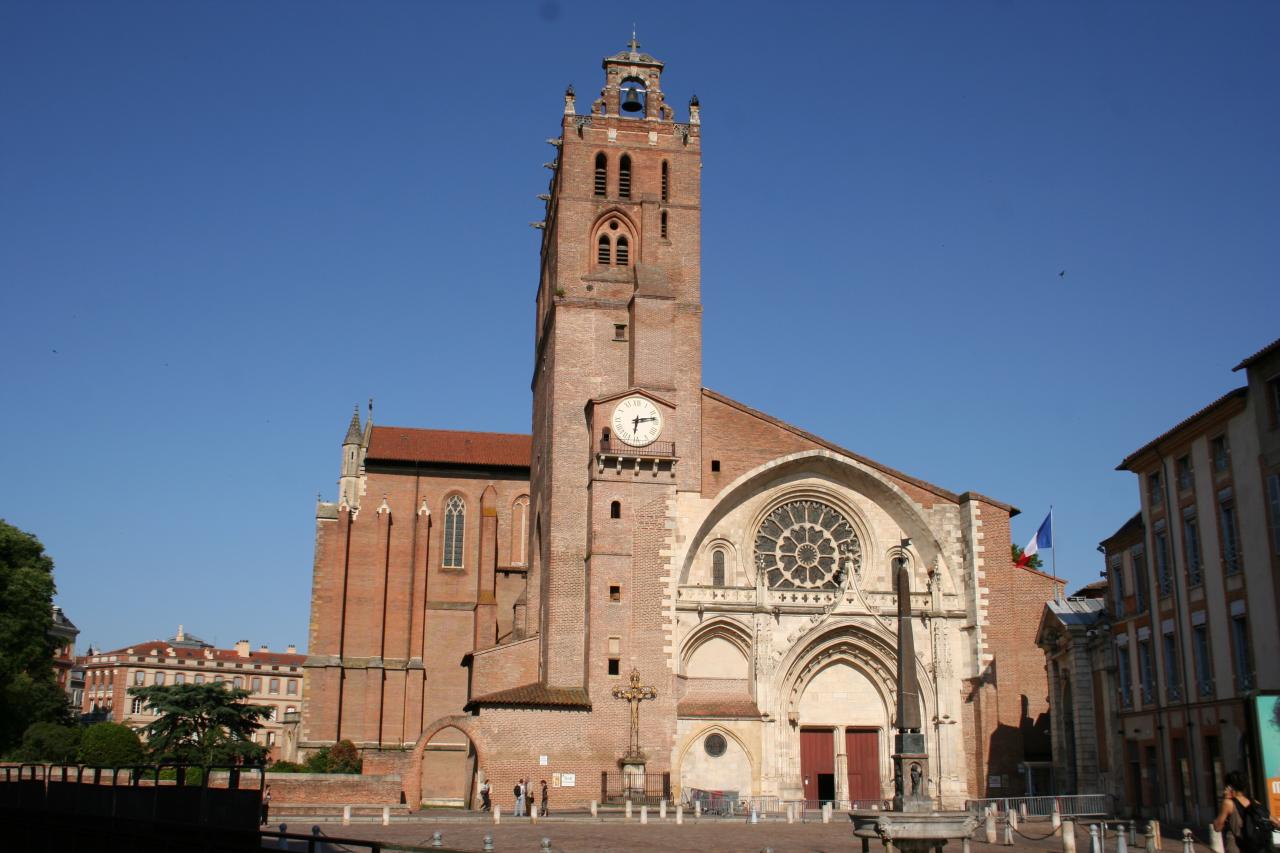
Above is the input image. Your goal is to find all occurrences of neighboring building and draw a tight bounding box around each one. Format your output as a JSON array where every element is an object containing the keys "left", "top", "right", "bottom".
[
  {"left": 80, "top": 627, "right": 306, "bottom": 761},
  {"left": 302, "top": 40, "right": 1063, "bottom": 810},
  {"left": 50, "top": 606, "right": 79, "bottom": 704},
  {"left": 1095, "top": 337, "right": 1280, "bottom": 826},
  {"left": 1036, "top": 582, "right": 1121, "bottom": 799}
]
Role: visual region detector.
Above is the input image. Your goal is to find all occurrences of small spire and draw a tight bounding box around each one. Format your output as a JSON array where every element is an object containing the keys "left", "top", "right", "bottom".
[
  {"left": 344, "top": 405, "right": 362, "bottom": 444},
  {"left": 628, "top": 27, "right": 640, "bottom": 56}
]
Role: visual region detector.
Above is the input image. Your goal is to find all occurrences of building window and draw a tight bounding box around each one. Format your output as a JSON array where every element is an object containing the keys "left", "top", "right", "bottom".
[
  {"left": 616, "top": 235, "right": 629, "bottom": 266},
  {"left": 286, "top": 706, "right": 296, "bottom": 715},
  {"left": 443, "top": 495, "right": 466, "bottom": 569},
  {"left": 661, "top": 161, "right": 669, "bottom": 202},
  {"left": 1116, "top": 643, "right": 1133, "bottom": 708},
  {"left": 1230, "top": 612, "right": 1254, "bottom": 692},
  {"left": 512, "top": 495, "right": 529, "bottom": 566},
  {"left": 1148, "top": 472, "right": 1164, "bottom": 508},
  {"left": 1192, "top": 622, "right": 1213, "bottom": 698},
  {"left": 1211, "top": 435, "right": 1231, "bottom": 475},
  {"left": 194, "top": 674, "right": 205, "bottom": 685},
  {"left": 619, "top": 154, "right": 631, "bottom": 199},
  {"left": 1162, "top": 629, "right": 1182, "bottom": 701},
  {"left": 712, "top": 550, "right": 726, "bottom": 587},
  {"left": 1131, "top": 546, "right": 1148, "bottom": 612},
  {"left": 660, "top": 209, "right": 668, "bottom": 238},
  {"left": 251, "top": 677, "right": 261, "bottom": 693},
  {"left": 287, "top": 679, "right": 298, "bottom": 696},
  {"left": 608, "top": 658, "right": 620, "bottom": 676},
  {"left": 1267, "top": 473, "right": 1280, "bottom": 557},
  {"left": 597, "top": 234, "right": 611, "bottom": 264},
  {"left": 1137, "top": 639, "right": 1155, "bottom": 704},
  {"left": 1176, "top": 455, "right": 1193, "bottom": 492},
  {"left": 1219, "top": 490, "right": 1241, "bottom": 574},
  {"left": 131, "top": 697, "right": 145, "bottom": 715},
  {"left": 232, "top": 676, "right": 243, "bottom": 690},
  {"left": 1154, "top": 523, "right": 1172, "bottom": 597},
  {"left": 609, "top": 585, "right": 621, "bottom": 602},
  {"left": 214, "top": 675, "right": 223, "bottom": 684},
  {"left": 594, "top": 152, "right": 607, "bottom": 196},
  {"left": 704, "top": 733, "right": 727, "bottom": 758},
  {"left": 613, "top": 324, "right": 627, "bottom": 341},
  {"left": 154, "top": 672, "right": 165, "bottom": 686},
  {"left": 1182, "top": 510, "right": 1202, "bottom": 586},
  {"left": 610, "top": 500, "right": 621, "bottom": 519},
  {"left": 1110, "top": 556, "right": 1125, "bottom": 617},
  {"left": 266, "top": 731, "right": 275, "bottom": 746},
  {"left": 174, "top": 673, "right": 185, "bottom": 685},
  {"left": 134, "top": 671, "right": 144, "bottom": 685},
  {"left": 269, "top": 678, "right": 280, "bottom": 694}
]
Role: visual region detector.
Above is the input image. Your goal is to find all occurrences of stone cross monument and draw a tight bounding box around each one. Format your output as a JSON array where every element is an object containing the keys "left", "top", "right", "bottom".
[{"left": 613, "top": 669, "right": 656, "bottom": 785}]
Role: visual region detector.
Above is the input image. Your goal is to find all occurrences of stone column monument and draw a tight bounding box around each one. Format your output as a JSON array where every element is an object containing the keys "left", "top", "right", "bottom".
[{"left": 893, "top": 553, "right": 931, "bottom": 812}]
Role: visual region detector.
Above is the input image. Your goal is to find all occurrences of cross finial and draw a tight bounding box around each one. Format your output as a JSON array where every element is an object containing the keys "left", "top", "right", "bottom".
[{"left": 628, "top": 27, "right": 639, "bottom": 55}]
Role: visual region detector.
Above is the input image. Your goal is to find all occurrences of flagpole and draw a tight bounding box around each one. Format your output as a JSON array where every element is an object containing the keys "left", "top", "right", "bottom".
[{"left": 1050, "top": 504, "right": 1057, "bottom": 593}]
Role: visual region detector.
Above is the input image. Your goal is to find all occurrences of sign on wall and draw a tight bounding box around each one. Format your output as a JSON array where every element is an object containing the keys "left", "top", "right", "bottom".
[{"left": 560, "top": 773, "right": 576, "bottom": 787}]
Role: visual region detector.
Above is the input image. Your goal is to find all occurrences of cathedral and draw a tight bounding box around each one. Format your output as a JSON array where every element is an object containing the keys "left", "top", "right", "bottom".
[{"left": 301, "top": 40, "right": 1061, "bottom": 810}]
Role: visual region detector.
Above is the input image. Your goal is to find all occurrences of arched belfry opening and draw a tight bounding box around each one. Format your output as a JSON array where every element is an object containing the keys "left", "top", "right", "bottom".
[{"left": 619, "top": 77, "right": 647, "bottom": 117}]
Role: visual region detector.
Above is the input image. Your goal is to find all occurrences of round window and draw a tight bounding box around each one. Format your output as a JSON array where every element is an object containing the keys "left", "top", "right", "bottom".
[{"left": 704, "top": 733, "right": 727, "bottom": 758}]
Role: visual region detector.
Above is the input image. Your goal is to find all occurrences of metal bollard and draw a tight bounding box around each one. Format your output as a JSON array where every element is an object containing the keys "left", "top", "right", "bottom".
[
  {"left": 786, "top": 803, "right": 794, "bottom": 824},
  {"left": 963, "top": 838, "right": 971, "bottom": 853},
  {"left": 1090, "top": 824, "right": 1101, "bottom": 853},
  {"left": 1004, "top": 816, "right": 1014, "bottom": 846},
  {"left": 986, "top": 808, "right": 998, "bottom": 844},
  {"left": 751, "top": 804, "right": 759, "bottom": 825},
  {"left": 430, "top": 831, "right": 443, "bottom": 848},
  {"left": 625, "top": 800, "right": 632, "bottom": 820},
  {"left": 660, "top": 799, "right": 667, "bottom": 820},
  {"left": 276, "top": 824, "right": 288, "bottom": 850},
  {"left": 822, "top": 802, "right": 832, "bottom": 824},
  {"left": 1011, "top": 807, "right": 1020, "bottom": 831},
  {"left": 641, "top": 804, "right": 648, "bottom": 824},
  {"left": 676, "top": 804, "right": 683, "bottom": 825},
  {"left": 1152, "top": 821, "right": 1162, "bottom": 852},
  {"left": 342, "top": 804, "right": 351, "bottom": 826},
  {"left": 1119, "top": 827, "right": 1129, "bottom": 853},
  {"left": 531, "top": 803, "right": 538, "bottom": 824},
  {"left": 1146, "top": 823, "right": 1158, "bottom": 853},
  {"left": 695, "top": 800, "right": 701, "bottom": 818},
  {"left": 1181, "top": 829, "right": 1194, "bottom": 853},
  {"left": 482, "top": 834, "right": 494, "bottom": 852},
  {"left": 541, "top": 839, "right": 552, "bottom": 853},
  {"left": 1021, "top": 803, "right": 1029, "bottom": 819},
  {"left": 1063, "top": 818, "right": 1078, "bottom": 853},
  {"left": 1208, "top": 824, "right": 1224, "bottom": 853},
  {"left": 382, "top": 805, "right": 390, "bottom": 826},
  {"left": 494, "top": 804, "right": 501, "bottom": 824},
  {"left": 590, "top": 799, "right": 597, "bottom": 818},
  {"left": 1053, "top": 799, "right": 1063, "bottom": 833}
]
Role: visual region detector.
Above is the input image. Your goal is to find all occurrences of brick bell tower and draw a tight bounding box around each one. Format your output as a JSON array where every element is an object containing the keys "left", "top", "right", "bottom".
[{"left": 529, "top": 38, "right": 703, "bottom": 697}]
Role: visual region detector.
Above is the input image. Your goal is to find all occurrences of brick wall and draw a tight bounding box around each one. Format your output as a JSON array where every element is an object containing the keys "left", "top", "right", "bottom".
[{"left": 263, "top": 773, "right": 402, "bottom": 805}]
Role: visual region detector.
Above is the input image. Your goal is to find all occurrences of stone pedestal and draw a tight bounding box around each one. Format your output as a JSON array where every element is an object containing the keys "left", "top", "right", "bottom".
[{"left": 892, "top": 732, "right": 932, "bottom": 813}]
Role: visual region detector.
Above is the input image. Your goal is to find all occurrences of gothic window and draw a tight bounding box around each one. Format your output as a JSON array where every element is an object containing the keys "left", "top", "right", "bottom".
[
  {"left": 754, "top": 499, "right": 861, "bottom": 590},
  {"left": 443, "top": 495, "right": 466, "bottom": 569},
  {"left": 512, "top": 496, "right": 529, "bottom": 566},
  {"left": 616, "top": 235, "right": 629, "bottom": 266},
  {"left": 594, "top": 153, "right": 607, "bottom": 196},
  {"left": 712, "top": 550, "right": 725, "bottom": 587},
  {"left": 660, "top": 210, "right": 668, "bottom": 238},
  {"left": 661, "top": 161, "right": 669, "bottom": 201},
  {"left": 619, "top": 155, "right": 632, "bottom": 199},
  {"left": 610, "top": 500, "right": 622, "bottom": 519},
  {"left": 597, "top": 234, "right": 611, "bottom": 264}
]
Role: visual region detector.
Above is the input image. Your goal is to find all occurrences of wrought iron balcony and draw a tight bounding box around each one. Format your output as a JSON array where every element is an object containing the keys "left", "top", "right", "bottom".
[{"left": 599, "top": 437, "right": 676, "bottom": 457}]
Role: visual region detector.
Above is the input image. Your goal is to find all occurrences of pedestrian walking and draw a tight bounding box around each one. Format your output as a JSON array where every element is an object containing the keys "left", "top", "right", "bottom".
[
  {"left": 479, "top": 778, "right": 491, "bottom": 812},
  {"left": 513, "top": 778, "right": 525, "bottom": 816},
  {"left": 540, "top": 779, "right": 549, "bottom": 816},
  {"left": 260, "top": 785, "right": 271, "bottom": 826}
]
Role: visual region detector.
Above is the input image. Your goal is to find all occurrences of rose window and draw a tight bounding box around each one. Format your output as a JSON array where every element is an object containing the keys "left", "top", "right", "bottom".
[{"left": 754, "top": 499, "right": 861, "bottom": 590}]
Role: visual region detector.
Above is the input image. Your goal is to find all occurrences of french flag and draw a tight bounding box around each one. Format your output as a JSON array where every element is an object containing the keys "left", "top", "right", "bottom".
[{"left": 1016, "top": 512, "right": 1052, "bottom": 568}]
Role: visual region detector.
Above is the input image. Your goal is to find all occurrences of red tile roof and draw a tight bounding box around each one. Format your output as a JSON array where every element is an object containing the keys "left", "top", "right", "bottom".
[
  {"left": 464, "top": 682, "right": 591, "bottom": 711},
  {"left": 366, "top": 426, "right": 531, "bottom": 468},
  {"left": 1232, "top": 336, "right": 1280, "bottom": 372},
  {"left": 676, "top": 697, "right": 762, "bottom": 718},
  {"left": 88, "top": 640, "right": 305, "bottom": 668}
]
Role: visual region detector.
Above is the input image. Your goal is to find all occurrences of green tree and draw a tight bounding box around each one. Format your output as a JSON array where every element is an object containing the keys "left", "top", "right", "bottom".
[
  {"left": 129, "top": 683, "right": 270, "bottom": 766},
  {"left": 78, "top": 722, "right": 145, "bottom": 767},
  {"left": 0, "top": 520, "right": 70, "bottom": 752},
  {"left": 302, "top": 739, "right": 362, "bottom": 774},
  {"left": 1012, "top": 543, "right": 1043, "bottom": 571},
  {"left": 12, "top": 722, "right": 80, "bottom": 762}
]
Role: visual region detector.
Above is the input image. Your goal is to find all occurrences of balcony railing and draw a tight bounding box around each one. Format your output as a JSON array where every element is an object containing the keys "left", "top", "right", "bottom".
[{"left": 599, "top": 438, "right": 676, "bottom": 457}]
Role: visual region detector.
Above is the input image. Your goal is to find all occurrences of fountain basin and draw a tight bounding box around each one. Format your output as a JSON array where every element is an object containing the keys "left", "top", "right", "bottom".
[{"left": 850, "top": 810, "right": 978, "bottom": 853}]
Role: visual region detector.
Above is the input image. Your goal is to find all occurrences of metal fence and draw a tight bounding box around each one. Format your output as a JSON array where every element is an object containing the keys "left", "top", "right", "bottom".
[
  {"left": 965, "top": 794, "right": 1115, "bottom": 818},
  {"left": 601, "top": 771, "right": 670, "bottom": 805}
]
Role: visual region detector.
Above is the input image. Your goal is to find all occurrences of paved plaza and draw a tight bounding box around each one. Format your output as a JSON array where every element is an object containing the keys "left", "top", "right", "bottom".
[{"left": 279, "top": 814, "right": 1218, "bottom": 853}]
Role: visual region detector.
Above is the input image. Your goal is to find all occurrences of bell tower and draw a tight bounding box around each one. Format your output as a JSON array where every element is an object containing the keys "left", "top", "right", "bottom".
[{"left": 528, "top": 39, "right": 703, "bottom": 692}]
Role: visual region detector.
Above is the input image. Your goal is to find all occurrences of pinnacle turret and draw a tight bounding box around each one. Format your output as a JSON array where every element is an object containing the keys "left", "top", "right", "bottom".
[{"left": 343, "top": 405, "right": 362, "bottom": 445}]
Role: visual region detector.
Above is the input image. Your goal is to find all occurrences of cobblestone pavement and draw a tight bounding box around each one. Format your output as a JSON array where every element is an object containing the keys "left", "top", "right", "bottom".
[{"left": 283, "top": 814, "right": 1217, "bottom": 853}]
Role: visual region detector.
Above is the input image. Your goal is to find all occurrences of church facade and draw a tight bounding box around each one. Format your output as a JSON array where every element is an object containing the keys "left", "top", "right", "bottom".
[{"left": 302, "top": 42, "right": 1061, "bottom": 810}]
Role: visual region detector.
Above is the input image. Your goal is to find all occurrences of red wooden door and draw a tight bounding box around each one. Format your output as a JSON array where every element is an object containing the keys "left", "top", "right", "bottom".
[
  {"left": 845, "top": 729, "right": 880, "bottom": 804},
  {"left": 800, "top": 728, "right": 834, "bottom": 803}
]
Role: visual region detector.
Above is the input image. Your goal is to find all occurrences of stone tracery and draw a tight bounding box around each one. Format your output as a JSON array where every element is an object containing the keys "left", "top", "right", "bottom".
[{"left": 754, "top": 499, "right": 862, "bottom": 589}]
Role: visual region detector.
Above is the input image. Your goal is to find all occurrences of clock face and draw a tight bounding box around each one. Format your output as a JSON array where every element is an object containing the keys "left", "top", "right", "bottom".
[{"left": 611, "top": 397, "right": 663, "bottom": 447}]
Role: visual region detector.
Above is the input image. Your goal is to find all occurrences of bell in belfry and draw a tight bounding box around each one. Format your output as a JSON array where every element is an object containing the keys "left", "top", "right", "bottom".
[{"left": 621, "top": 85, "right": 644, "bottom": 112}]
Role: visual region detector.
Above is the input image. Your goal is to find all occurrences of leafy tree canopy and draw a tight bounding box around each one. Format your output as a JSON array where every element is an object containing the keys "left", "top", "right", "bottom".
[
  {"left": 11, "top": 722, "right": 80, "bottom": 763},
  {"left": 129, "top": 683, "right": 271, "bottom": 766},
  {"left": 78, "top": 722, "right": 145, "bottom": 767},
  {"left": 1012, "top": 543, "right": 1044, "bottom": 571},
  {"left": 0, "top": 519, "right": 70, "bottom": 751},
  {"left": 301, "top": 739, "right": 362, "bottom": 774}
]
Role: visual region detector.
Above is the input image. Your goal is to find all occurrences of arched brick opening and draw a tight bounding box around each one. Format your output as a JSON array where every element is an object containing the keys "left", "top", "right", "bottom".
[{"left": 405, "top": 715, "right": 486, "bottom": 811}]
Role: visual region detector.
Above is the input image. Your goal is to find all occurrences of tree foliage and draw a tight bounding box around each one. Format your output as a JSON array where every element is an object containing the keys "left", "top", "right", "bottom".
[
  {"left": 1011, "top": 543, "right": 1043, "bottom": 571},
  {"left": 128, "top": 683, "right": 270, "bottom": 766},
  {"left": 0, "top": 520, "right": 70, "bottom": 752},
  {"left": 12, "top": 722, "right": 80, "bottom": 762},
  {"left": 78, "top": 722, "right": 144, "bottom": 767},
  {"left": 269, "top": 739, "right": 362, "bottom": 774}
]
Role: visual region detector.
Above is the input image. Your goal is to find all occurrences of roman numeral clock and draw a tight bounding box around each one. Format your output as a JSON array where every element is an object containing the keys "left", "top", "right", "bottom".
[{"left": 611, "top": 396, "right": 663, "bottom": 446}]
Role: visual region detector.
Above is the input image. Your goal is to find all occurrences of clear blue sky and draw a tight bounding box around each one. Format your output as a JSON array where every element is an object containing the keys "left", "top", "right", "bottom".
[{"left": 3, "top": 1, "right": 1277, "bottom": 654}]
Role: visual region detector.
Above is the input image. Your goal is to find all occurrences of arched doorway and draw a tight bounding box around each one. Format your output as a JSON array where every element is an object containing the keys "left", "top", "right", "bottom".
[{"left": 420, "top": 726, "right": 478, "bottom": 809}]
